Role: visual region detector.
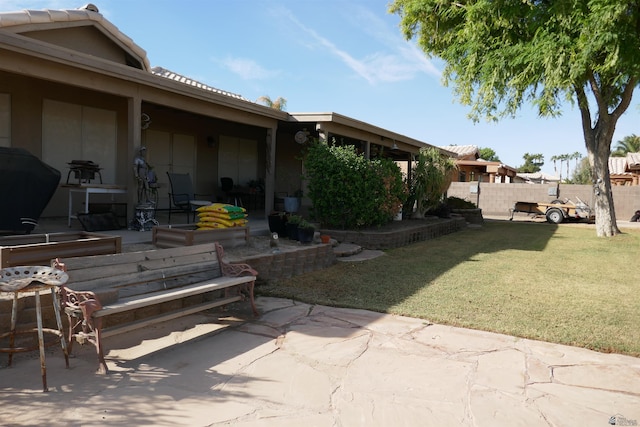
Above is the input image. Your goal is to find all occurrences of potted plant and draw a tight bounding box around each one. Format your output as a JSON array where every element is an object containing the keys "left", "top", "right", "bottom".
[
  {"left": 267, "top": 211, "right": 288, "bottom": 237},
  {"left": 286, "top": 214, "right": 303, "bottom": 240},
  {"left": 297, "top": 219, "right": 315, "bottom": 244},
  {"left": 284, "top": 189, "right": 302, "bottom": 213}
]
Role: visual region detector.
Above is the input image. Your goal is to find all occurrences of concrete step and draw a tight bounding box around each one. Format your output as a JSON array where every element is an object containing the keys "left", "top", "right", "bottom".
[
  {"left": 333, "top": 243, "right": 362, "bottom": 257},
  {"left": 333, "top": 243, "right": 385, "bottom": 262}
]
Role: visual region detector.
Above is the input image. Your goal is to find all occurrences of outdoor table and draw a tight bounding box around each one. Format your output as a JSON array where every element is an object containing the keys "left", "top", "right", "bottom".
[{"left": 63, "top": 184, "right": 127, "bottom": 227}]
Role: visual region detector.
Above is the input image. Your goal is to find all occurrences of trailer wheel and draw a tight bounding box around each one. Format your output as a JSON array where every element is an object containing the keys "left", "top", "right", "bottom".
[{"left": 546, "top": 208, "right": 564, "bottom": 224}]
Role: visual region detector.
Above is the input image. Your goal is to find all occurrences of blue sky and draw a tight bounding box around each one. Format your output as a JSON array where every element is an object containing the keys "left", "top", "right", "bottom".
[{"left": 4, "top": 0, "right": 639, "bottom": 176}]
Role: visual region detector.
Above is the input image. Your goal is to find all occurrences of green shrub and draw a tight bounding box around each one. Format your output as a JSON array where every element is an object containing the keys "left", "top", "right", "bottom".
[
  {"left": 287, "top": 214, "right": 303, "bottom": 225},
  {"left": 303, "top": 140, "right": 407, "bottom": 229}
]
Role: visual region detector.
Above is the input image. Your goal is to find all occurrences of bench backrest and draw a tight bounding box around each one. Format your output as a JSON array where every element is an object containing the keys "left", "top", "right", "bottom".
[{"left": 59, "top": 243, "right": 223, "bottom": 299}]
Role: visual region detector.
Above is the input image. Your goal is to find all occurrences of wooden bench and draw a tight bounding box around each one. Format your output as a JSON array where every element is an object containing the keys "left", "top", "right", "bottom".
[{"left": 53, "top": 242, "right": 257, "bottom": 374}]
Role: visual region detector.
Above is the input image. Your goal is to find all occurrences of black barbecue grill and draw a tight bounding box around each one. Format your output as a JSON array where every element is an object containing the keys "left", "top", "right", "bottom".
[
  {"left": 66, "top": 160, "right": 103, "bottom": 184},
  {"left": 0, "top": 147, "right": 61, "bottom": 233}
]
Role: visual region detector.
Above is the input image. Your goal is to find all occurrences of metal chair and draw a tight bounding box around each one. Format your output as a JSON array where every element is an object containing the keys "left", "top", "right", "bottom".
[
  {"left": 166, "top": 172, "right": 211, "bottom": 223},
  {"left": 221, "top": 176, "right": 243, "bottom": 207}
]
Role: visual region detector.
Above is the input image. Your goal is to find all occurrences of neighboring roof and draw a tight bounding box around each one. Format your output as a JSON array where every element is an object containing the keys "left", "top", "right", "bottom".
[
  {"left": 609, "top": 156, "right": 629, "bottom": 176},
  {"left": 441, "top": 144, "right": 518, "bottom": 175},
  {"left": 609, "top": 153, "right": 640, "bottom": 177},
  {"left": 455, "top": 158, "right": 518, "bottom": 174},
  {"left": 439, "top": 145, "right": 479, "bottom": 159},
  {"left": 626, "top": 152, "right": 640, "bottom": 170},
  {"left": 0, "top": 3, "right": 150, "bottom": 71},
  {"left": 151, "top": 66, "right": 248, "bottom": 101},
  {"left": 516, "top": 172, "right": 560, "bottom": 183}
]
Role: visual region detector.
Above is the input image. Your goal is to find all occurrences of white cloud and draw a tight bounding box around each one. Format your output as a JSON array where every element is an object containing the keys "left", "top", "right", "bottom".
[
  {"left": 219, "top": 57, "right": 280, "bottom": 80},
  {"left": 279, "top": 6, "right": 440, "bottom": 85}
]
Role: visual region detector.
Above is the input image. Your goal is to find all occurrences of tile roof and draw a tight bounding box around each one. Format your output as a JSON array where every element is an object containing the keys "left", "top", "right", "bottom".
[
  {"left": 516, "top": 172, "right": 560, "bottom": 182},
  {"left": 626, "top": 152, "right": 640, "bottom": 170},
  {"left": 608, "top": 156, "right": 630, "bottom": 175},
  {"left": 151, "top": 67, "right": 249, "bottom": 101},
  {"left": 439, "top": 145, "right": 478, "bottom": 158},
  {"left": 0, "top": 3, "right": 150, "bottom": 70}
]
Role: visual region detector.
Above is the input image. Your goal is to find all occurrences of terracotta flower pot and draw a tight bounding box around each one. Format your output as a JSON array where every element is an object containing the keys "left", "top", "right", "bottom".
[{"left": 320, "top": 234, "right": 331, "bottom": 244}]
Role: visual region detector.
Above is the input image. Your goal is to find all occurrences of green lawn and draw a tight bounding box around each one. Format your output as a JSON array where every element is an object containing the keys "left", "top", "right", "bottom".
[{"left": 258, "top": 220, "right": 640, "bottom": 357}]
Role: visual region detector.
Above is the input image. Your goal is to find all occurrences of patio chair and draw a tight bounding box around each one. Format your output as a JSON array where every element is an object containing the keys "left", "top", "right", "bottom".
[
  {"left": 220, "top": 176, "right": 243, "bottom": 207},
  {"left": 166, "top": 172, "right": 212, "bottom": 223}
]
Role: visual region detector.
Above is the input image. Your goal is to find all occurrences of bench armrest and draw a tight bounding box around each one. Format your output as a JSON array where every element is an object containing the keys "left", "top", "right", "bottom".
[{"left": 215, "top": 242, "right": 258, "bottom": 277}]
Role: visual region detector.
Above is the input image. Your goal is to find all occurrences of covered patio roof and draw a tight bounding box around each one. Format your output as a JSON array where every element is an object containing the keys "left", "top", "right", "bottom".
[{"left": 289, "top": 112, "right": 453, "bottom": 158}]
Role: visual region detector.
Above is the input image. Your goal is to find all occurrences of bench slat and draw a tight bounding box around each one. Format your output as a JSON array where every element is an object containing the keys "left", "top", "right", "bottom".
[
  {"left": 65, "top": 251, "right": 220, "bottom": 284},
  {"left": 68, "top": 261, "right": 221, "bottom": 292},
  {"left": 94, "top": 276, "right": 255, "bottom": 317},
  {"left": 100, "top": 295, "right": 243, "bottom": 338},
  {"left": 60, "top": 243, "right": 218, "bottom": 270}
]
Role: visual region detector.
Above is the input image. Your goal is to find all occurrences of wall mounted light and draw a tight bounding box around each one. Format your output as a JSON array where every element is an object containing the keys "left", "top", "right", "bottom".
[{"left": 391, "top": 141, "right": 399, "bottom": 151}]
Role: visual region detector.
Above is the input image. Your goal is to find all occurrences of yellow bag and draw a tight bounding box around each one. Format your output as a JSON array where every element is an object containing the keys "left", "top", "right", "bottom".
[
  {"left": 198, "top": 211, "right": 246, "bottom": 221},
  {"left": 196, "top": 203, "right": 246, "bottom": 214},
  {"left": 209, "top": 217, "right": 235, "bottom": 227}
]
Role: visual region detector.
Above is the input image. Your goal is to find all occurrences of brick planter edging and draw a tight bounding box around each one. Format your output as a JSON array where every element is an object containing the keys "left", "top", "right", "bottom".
[
  {"left": 319, "top": 217, "right": 467, "bottom": 250},
  {"left": 208, "top": 218, "right": 466, "bottom": 283},
  {"left": 237, "top": 243, "right": 337, "bottom": 282}
]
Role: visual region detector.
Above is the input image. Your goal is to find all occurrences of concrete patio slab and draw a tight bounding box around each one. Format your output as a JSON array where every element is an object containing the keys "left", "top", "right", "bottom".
[{"left": 1, "top": 297, "right": 638, "bottom": 426}]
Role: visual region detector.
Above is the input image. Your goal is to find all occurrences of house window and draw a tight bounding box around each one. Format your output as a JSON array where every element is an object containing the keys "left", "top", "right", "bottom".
[{"left": 458, "top": 171, "right": 466, "bottom": 182}]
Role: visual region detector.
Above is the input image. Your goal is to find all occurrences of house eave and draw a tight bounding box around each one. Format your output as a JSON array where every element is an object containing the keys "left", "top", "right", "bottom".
[{"left": 289, "top": 111, "right": 451, "bottom": 156}]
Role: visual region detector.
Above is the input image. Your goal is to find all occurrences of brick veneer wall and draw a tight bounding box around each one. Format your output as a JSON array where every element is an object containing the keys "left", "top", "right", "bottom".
[{"left": 448, "top": 182, "right": 640, "bottom": 220}]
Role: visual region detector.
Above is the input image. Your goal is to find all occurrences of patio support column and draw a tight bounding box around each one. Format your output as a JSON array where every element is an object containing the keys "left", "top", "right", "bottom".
[
  {"left": 364, "top": 141, "right": 370, "bottom": 159},
  {"left": 264, "top": 127, "right": 276, "bottom": 216},
  {"left": 126, "top": 97, "right": 143, "bottom": 221}
]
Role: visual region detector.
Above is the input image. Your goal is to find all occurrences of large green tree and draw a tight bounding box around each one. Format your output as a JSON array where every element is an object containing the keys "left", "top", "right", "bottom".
[
  {"left": 390, "top": 0, "right": 640, "bottom": 236},
  {"left": 518, "top": 153, "right": 544, "bottom": 173},
  {"left": 478, "top": 147, "right": 500, "bottom": 162}
]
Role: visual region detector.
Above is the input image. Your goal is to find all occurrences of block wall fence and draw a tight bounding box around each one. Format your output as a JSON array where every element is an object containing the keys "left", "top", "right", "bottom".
[{"left": 447, "top": 182, "right": 640, "bottom": 220}]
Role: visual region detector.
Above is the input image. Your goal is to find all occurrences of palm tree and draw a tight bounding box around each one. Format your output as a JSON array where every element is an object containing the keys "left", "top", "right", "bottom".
[
  {"left": 612, "top": 134, "right": 640, "bottom": 157},
  {"left": 570, "top": 152, "right": 582, "bottom": 178},
  {"left": 550, "top": 154, "right": 569, "bottom": 180},
  {"left": 257, "top": 96, "right": 287, "bottom": 111},
  {"left": 550, "top": 154, "right": 560, "bottom": 177}
]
